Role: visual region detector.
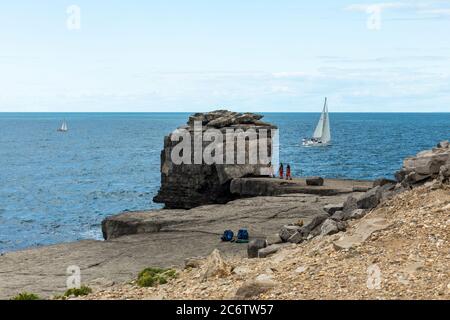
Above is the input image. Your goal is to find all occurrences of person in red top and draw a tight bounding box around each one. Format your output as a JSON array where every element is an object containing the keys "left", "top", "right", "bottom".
[
  {"left": 286, "top": 164, "right": 292, "bottom": 180},
  {"left": 279, "top": 163, "right": 284, "bottom": 179}
]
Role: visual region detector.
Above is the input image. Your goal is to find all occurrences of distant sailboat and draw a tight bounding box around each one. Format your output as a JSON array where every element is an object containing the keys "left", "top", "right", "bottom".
[
  {"left": 57, "top": 120, "right": 68, "bottom": 132},
  {"left": 302, "top": 98, "right": 331, "bottom": 147}
]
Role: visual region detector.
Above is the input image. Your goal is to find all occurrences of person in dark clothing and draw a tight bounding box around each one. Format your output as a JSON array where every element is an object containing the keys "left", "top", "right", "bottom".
[
  {"left": 286, "top": 164, "right": 292, "bottom": 180},
  {"left": 279, "top": 163, "right": 284, "bottom": 179}
]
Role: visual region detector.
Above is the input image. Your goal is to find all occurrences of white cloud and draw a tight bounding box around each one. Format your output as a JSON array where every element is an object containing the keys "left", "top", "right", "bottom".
[
  {"left": 346, "top": 1, "right": 450, "bottom": 17},
  {"left": 419, "top": 8, "right": 450, "bottom": 15},
  {"left": 346, "top": 2, "right": 415, "bottom": 12},
  {"left": 272, "top": 71, "right": 315, "bottom": 78}
]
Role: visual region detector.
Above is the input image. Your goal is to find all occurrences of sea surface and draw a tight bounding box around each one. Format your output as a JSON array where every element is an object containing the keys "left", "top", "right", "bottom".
[{"left": 0, "top": 112, "right": 449, "bottom": 252}]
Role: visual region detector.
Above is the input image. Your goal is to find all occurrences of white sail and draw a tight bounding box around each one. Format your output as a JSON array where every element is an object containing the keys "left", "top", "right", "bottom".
[
  {"left": 58, "top": 120, "right": 68, "bottom": 132},
  {"left": 312, "top": 98, "right": 326, "bottom": 139},
  {"left": 321, "top": 100, "right": 331, "bottom": 144}
]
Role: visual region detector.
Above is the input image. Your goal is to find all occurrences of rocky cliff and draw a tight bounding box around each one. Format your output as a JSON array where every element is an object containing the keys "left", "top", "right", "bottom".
[
  {"left": 153, "top": 110, "right": 277, "bottom": 209},
  {"left": 395, "top": 140, "right": 450, "bottom": 187}
]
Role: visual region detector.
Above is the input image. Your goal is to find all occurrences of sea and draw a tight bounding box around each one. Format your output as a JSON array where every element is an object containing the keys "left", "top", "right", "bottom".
[{"left": 0, "top": 112, "right": 449, "bottom": 253}]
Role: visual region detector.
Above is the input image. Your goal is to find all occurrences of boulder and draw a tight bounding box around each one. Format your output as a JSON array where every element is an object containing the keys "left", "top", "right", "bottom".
[
  {"left": 323, "top": 203, "right": 344, "bottom": 215},
  {"left": 438, "top": 164, "right": 450, "bottom": 183},
  {"left": 184, "top": 257, "right": 205, "bottom": 269},
  {"left": 208, "top": 115, "right": 235, "bottom": 128},
  {"left": 373, "top": 178, "right": 396, "bottom": 188},
  {"left": 201, "top": 249, "right": 231, "bottom": 281},
  {"left": 297, "top": 213, "right": 329, "bottom": 239},
  {"left": 306, "top": 176, "right": 324, "bottom": 186},
  {"left": 258, "top": 244, "right": 284, "bottom": 258},
  {"left": 266, "top": 233, "right": 283, "bottom": 245},
  {"left": 347, "top": 209, "right": 366, "bottom": 220},
  {"left": 279, "top": 225, "right": 301, "bottom": 242},
  {"left": 376, "top": 182, "right": 396, "bottom": 202},
  {"left": 437, "top": 140, "right": 449, "bottom": 149},
  {"left": 320, "top": 219, "right": 339, "bottom": 236},
  {"left": 287, "top": 231, "right": 303, "bottom": 244},
  {"left": 395, "top": 142, "right": 450, "bottom": 188},
  {"left": 331, "top": 210, "right": 345, "bottom": 221},
  {"left": 356, "top": 186, "right": 381, "bottom": 210},
  {"left": 352, "top": 186, "right": 371, "bottom": 192},
  {"left": 235, "top": 113, "right": 263, "bottom": 124},
  {"left": 247, "top": 239, "right": 267, "bottom": 258},
  {"left": 234, "top": 279, "right": 276, "bottom": 299},
  {"left": 342, "top": 195, "right": 358, "bottom": 213},
  {"left": 101, "top": 211, "right": 163, "bottom": 240}
]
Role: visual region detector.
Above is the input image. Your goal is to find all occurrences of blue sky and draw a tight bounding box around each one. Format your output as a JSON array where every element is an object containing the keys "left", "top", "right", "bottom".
[{"left": 1, "top": 0, "right": 450, "bottom": 112}]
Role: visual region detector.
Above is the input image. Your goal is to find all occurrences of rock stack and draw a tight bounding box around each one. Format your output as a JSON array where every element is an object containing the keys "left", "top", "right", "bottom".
[{"left": 153, "top": 110, "right": 277, "bottom": 209}]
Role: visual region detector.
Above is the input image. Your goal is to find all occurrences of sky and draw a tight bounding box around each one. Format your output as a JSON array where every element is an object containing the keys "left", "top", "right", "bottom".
[{"left": 1, "top": 0, "right": 450, "bottom": 112}]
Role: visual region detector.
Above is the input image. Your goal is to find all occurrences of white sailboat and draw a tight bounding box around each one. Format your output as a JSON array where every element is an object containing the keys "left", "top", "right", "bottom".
[
  {"left": 57, "top": 120, "right": 68, "bottom": 132},
  {"left": 302, "top": 98, "right": 331, "bottom": 147}
]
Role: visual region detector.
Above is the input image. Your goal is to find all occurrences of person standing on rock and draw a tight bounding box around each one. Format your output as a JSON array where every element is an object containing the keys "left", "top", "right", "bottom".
[
  {"left": 279, "top": 163, "right": 284, "bottom": 179},
  {"left": 286, "top": 164, "right": 292, "bottom": 180}
]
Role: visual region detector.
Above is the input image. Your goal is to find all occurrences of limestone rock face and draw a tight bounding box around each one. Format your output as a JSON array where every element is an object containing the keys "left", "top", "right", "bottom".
[
  {"left": 154, "top": 110, "right": 277, "bottom": 209},
  {"left": 395, "top": 141, "right": 450, "bottom": 187}
]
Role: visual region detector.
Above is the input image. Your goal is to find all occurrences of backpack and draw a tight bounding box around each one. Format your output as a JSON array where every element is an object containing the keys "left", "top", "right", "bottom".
[
  {"left": 237, "top": 229, "right": 249, "bottom": 241},
  {"left": 221, "top": 230, "right": 234, "bottom": 242}
]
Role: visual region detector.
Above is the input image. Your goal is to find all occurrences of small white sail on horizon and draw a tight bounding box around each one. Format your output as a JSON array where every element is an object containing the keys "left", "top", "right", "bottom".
[
  {"left": 57, "top": 120, "right": 68, "bottom": 132},
  {"left": 302, "top": 98, "right": 331, "bottom": 147}
]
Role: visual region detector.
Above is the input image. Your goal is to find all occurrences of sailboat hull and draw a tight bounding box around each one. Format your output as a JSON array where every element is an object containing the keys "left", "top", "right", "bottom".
[{"left": 302, "top": 139, "right": 330, "bottom": 147}]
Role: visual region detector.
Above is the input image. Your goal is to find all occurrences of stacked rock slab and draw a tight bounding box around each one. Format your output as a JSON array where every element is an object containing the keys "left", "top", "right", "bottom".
[
  {"left": 395, "top": 140, "right": 450, "bottom": 186},
  {"left": 153, "top": 110, "right": 277, "bottom": 209}
]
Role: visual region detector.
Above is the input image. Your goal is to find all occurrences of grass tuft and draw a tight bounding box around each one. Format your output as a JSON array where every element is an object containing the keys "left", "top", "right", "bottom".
[
  {"left": 137, "top": 267, "right": 177, "bottom": 287},
  {"left": 64, "top": 285, "right": 92, "bottom": 297},
  {"left": 11, "top": 292, "right": 40, "bottom": 300}
]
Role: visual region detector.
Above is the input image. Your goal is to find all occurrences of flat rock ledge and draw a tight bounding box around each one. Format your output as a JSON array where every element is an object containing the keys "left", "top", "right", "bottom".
[{"left": 0, "top": 190, "right": 362, "bottom": 299}]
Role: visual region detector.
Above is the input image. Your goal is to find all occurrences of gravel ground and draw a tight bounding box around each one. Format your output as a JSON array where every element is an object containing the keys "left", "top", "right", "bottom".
[{"left": 81, "top": 185, "right": 450, "bottom": 300}]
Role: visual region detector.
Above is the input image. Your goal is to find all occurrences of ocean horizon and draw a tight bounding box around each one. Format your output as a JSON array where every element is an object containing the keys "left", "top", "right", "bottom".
[{"left": 1, "top": 112, "right": 449, "bottom": 253}]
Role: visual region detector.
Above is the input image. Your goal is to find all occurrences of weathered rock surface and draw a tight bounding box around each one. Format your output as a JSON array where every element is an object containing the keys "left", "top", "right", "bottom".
[
  {"left": 306, "top": 176, "right": 324, "bottom": 186},
  {"left": 258, "top": 244, "right": 285, "bottom": 258},
  {"left": 81, "top": 185, "right": 450, "bottom": 300},
  {"left": 200, "top": 249, "right": 231, "bottom": 281},
  {"left": 0, "top": 191, "right": 359, "bottom": 299},
  {"left": 333, "top": 217, "right": 392, "bottom": 250},
  {"left": 281, "top": 213, "right": 329, "bottom": 244},
  {"left": 234, "top": 279, "right": 277, "bottom": 299},
  {"left": 373, "top": 178, "right": 396, "bottom": 188},
  {"left": 323, "top": 203, "right": 344, "bottom": 215},
  {"left": 231, "top": 177, "right": 372, "bottom": 197},
  {"left": 320, "top": 219, "right": 347, "bottom": 236},
  {"left": 247, "top": 239, "right": 267, "bottom": 259},
  {"left": 395, "top": 141, "right": 450, "bottom": 187},
  {"left": 154, "top": 110, "right": 277, "bottom": 209}
]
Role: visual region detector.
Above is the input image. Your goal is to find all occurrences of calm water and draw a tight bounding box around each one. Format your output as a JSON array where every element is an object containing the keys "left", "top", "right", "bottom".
[{"left": 0, "top": 113, "right": 449, "bottom": 252}]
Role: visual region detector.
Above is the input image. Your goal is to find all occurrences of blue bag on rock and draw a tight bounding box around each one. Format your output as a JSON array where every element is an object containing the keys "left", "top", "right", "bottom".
[
  {"left": 221, "top": 230, "right": 234, "bottom": 242},
  {"left": 237, "top": 229, "right": 249, "bottom": 242}
]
